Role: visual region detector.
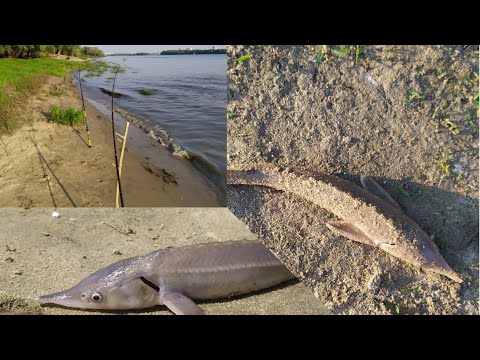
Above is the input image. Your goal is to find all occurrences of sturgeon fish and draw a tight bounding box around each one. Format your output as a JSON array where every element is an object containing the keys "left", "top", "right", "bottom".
[
  {"left": 227, "top": 164, "right": 463, "bottom": 283},
  {"left": 38, "top": 240, "right": 295, "bottom": 315}
]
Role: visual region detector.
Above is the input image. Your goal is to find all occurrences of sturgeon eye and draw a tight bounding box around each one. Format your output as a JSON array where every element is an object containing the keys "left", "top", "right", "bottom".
[{"left": 91, "top": 292, "right": 102, "bottom": 302}]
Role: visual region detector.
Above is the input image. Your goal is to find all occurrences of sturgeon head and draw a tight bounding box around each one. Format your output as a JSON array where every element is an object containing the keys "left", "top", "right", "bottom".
[
  {"left": 327, "top": 215, "right": 464, "bottom": 283},
  {"left": 361, "top": 175, "right": 463, "bottom": 282},
  {"left": 38, "top": 256, "right": 160, "bottom": 310}
]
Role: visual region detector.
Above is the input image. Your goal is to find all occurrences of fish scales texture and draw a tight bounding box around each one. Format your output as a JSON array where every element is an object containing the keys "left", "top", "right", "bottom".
[
  {"left": 227, "top": 164, "right": 462, "bottom": 283},
  {"left": 149, "top": 240, "right": 294, "bottom": 299},
  {"left": 153, "top": 240, "right": 283, "bottom": 273}
]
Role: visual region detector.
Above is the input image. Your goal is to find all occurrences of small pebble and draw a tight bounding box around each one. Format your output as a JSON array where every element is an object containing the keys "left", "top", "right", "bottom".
[
  {"left": 4, "top": 257, "right": 14, "bottom": 262},
  {"left": 52, "top": 211, "right": 60, "bottom": 218},
  {"left": 69, "top": 218, "right": 77, "bottom": 222},
  {"left": 5, "top": 245, "right": 16, "bottom": 252},
  {"left": 452, "top": 164, "right": 463, "bottom": 174},
  {"left": 113, "top": 250, "right": 122, "bottom": 255},
  {"left": 367, "top": 273, "right": 382, "bottom": 290},
  {"left": 14, "top": 270, "right": 23, "bottom": 275},
  {"left": 160, "top": 224, "right": 165, "bottom": 229},
  {"left": 41, "top": 232, "right": 50, "bottom": 237}
]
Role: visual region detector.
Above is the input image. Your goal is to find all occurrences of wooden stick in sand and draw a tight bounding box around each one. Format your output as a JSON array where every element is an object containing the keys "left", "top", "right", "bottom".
[{"left": 115, "top": 121, "right": 129, "bottom": 208}]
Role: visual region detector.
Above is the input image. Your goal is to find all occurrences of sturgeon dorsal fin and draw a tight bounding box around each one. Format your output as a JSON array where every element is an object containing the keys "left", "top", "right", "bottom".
[
  {"left": 326, "top": 221, "right": 377, "bottom": 246},
  {"left": 360, "top": 175, "right": 401, "bottom": 209},
  {"left": 160, "top": 291, "right": 206, "bottom": 315}
]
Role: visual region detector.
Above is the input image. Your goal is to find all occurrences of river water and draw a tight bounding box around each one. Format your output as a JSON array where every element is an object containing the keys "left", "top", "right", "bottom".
[{"left": 78, "top": 54, "right": 226, "bottom": 194}]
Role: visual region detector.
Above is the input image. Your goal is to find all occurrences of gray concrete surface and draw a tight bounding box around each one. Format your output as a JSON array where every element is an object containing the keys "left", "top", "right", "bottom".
[{"left": 0, "top": 208, "right": 329, "bottom": 315}]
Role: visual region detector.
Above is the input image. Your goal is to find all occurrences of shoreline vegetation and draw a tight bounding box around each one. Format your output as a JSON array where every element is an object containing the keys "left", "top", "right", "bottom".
[
  {"left": 108, "top": 49, "right": 227, "bottom": 56},
  {"left": 0, "top": 45, "right": 110, "bottom": 135},
  {"left": 0, "top": 45, "right": 106, "bottom": 134},
  {"left": 0, "top": 46, "right": 224, "bottom": 206},
  {"left": 0, "top": 67, "right": 221, "bottom": 207}
]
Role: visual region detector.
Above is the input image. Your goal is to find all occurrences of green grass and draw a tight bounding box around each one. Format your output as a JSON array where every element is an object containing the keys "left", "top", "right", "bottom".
[
  {"left": 355, "top": 46, "right": 362, "bottom": 64},
  {"left": 313, "top": 45, "right": 329, "bottom": 64},
  {"left": 110, "top": 66, "right": 126, "bottom": 73},
  {"left": 394, "top": 304, "right": 400, "bottom": 315},
  {"left": 47, "top": 105, "right": 83, "bottom": 125},
  {"left": 227, "top": 110, "right": 237, "bottom": 120},
  {"left": 397, "top": 182, "right": 423, "bottom": 200},
  {"left": 332, "top": 47, "right": 350, "bottom": 56},
  {"left": 236, "top": 54, "right": 252, "bottom": 63},
  {"left": 436, "top": 155, "right": 451, "bottom": 176},
  {"left": 49, "top": 89, "right": 63, "bottom": 97},
  {"left": 473, "top": 93, "right": 479, "bottom": 109},
  {"left": 138, "top": 88, "right": 156, "bottom": 96},
  {"left": 406, "top": 89, "right": 424, "bottom": 103},
  {"left": 313, "top": 45, "right": 363, "bottom": 65},
  {"left": 0, "top": 73, "right": 47, "bottom": 133},
  {"left": 0, "top": 57, "right": 116, "bottom": 134},
  {"left": 444, "top": 119, "right": 460, "bottom": 135},
  {"left": 0, "top": 58, "right": 88, "bottom": 86}
]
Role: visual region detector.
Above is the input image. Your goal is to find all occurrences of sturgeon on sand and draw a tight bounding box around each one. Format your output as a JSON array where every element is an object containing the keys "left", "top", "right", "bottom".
[
  {"left": 227, "top": 164, "right": 463, "bottom": 283},
  {"left": 38, "top": 240, "right": 295, "bottom": 315}
]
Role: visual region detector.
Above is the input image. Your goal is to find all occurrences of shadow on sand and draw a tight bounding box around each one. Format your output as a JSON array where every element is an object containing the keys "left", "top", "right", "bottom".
[{"left": 30, "top": 136, "right": 77, "bottom": 207}]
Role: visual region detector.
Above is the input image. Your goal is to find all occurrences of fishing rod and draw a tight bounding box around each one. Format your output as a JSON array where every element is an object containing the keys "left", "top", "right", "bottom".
[
  {"left": 111, "top": 65, "right": 125, "bottom": 207},
  {"left": 63, "top": 66, "right": 67, "bottom": 95},
  {"left": 78, "top": 69, "right": 92, "bottom": 148}
]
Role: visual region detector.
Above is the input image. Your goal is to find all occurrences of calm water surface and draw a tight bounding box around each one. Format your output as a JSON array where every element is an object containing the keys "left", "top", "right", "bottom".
[{"left": 79, "top": 54, "right": 226, "bottom": 186}]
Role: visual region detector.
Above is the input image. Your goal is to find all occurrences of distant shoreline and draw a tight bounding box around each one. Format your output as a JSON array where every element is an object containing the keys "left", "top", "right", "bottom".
[{"left": 107, "top": 49, "right": 226, "bottom": 56}]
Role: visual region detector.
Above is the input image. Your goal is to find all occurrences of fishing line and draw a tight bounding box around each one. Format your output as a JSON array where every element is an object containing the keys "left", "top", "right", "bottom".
[{"left": 78, "top": 69, "right": 92, "bottom": 148}]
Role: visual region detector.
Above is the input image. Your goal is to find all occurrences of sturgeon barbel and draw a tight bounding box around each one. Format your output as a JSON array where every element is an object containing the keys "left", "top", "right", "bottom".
[
  {"left": 227, "top": 164, "right": 463, "bottom": 283},
  {"left": 38, "top": 240, "right": 294, "bottom": 315}
]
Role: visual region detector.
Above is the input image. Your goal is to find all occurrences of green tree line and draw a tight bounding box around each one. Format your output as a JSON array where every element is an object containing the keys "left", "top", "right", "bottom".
[{"left": 0, "top": 45, "right": 105, "bottom": 59}]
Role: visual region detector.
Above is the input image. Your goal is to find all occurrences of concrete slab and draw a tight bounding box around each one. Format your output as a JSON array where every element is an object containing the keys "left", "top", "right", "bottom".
[{"left": 0, "top": 208, "right": 329, "bottom": 315}]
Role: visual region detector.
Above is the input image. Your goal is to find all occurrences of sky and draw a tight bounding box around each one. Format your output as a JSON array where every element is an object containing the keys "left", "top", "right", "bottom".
[{"left": 90, "top": 45, "right": 226, "bottom": 54}]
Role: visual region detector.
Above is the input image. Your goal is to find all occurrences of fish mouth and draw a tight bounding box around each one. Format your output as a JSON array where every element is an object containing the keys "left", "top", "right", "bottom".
[
  {"left": 419, "top": 244, "right": 464, "bottom": 283},
  {"left": 37, "top": 290, "right": 74, "bottom": 306}
]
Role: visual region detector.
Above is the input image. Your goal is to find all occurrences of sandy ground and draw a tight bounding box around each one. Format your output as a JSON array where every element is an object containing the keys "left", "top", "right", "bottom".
[
  {"left": 47, "top": 54, "right": 85, "bottom": 62},
  {"left": 0, "top": 208, "right": 329, "bottom": 315},
  {"left": 227, "top": 45, "right": 479, "bottom": 314},
  {"left": 0, "top": 76, "right": 220, "bottom": 207}
]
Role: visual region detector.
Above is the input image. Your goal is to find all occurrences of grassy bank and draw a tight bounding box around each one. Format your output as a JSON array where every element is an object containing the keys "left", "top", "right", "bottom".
[
  {"left": 0, "top": 58, "right": 109, "bottom": 134},
  {"left": 47, "top": 105, "right": 83, "bottom": 125}
]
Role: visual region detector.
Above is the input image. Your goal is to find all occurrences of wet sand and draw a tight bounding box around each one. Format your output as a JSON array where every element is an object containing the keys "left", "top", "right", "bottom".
[
  {"left": 0, "top": 75, "right": 221, "bottom": 207},
  {"left": 0, "top": 208, "right": 329, "bottom": 315}
]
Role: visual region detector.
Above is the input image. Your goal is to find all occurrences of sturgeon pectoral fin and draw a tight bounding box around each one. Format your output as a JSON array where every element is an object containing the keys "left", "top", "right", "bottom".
[
  {"left": 161, "top": 292, "right": 206, "bottom": 315},
  {"left": 326, "top": 221, "right": 376, "bottom": 246},
  {"left": 360, "top": 175, "right": 401, "bottom": 209}
]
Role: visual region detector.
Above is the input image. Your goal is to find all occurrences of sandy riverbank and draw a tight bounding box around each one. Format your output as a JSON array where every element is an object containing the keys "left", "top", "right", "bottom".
[
  {"left": 227, "top": 45, "right": 479, "bottom": 314},
  {"left": 0, "top": 75, "right": 221, "bottom": 207},
  {"left": 0, "top": 208, "right": 328, "bottom": 315}
]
